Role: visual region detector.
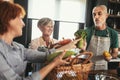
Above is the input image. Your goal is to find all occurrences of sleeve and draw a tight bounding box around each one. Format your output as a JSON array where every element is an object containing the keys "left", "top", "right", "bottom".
[
  {"left": 24, "top": 48, "right": 56, "bottom": 63},
  {"left": 111, "top": 30, "right": 119, "bottom": 48},
  {"left": 0, "top": 52, "right": 41, "bottom": 80}
]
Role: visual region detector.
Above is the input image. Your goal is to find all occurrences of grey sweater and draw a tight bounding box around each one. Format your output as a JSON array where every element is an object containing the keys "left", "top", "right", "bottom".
[{"left": 0, "top": 39, "right": 55, "bottom": 80}]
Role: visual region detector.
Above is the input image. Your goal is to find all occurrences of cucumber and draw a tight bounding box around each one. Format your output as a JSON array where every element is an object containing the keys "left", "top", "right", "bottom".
[{"left": 47, "top": 51, "right": 76, "bottom": 62}]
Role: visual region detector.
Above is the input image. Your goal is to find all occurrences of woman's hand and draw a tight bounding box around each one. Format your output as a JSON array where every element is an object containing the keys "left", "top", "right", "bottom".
[
  {"left": 56, "top": 38, "right": 81, "bottom": 52},
  {"left": 49, "top": 39, "right": 72, "bottom": 49},
  {"left": 39, "top": 50, "right": 69, "bottom": 80},
  {"left": 52, "top": 50, "right": 69, "bottom": 67}
]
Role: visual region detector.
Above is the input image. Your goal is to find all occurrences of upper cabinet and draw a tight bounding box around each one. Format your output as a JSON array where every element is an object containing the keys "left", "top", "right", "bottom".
[{"left": 107, "top": 0, "right": 120, "bottom": 31}]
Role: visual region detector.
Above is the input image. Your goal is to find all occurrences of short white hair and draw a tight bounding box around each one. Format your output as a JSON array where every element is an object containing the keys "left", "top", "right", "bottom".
[
  {"left": 37, "top": 17, "right": 54, "bottom": 28},
  {"left": 93, "top": 5, "right": 108, "bottom": 14}
]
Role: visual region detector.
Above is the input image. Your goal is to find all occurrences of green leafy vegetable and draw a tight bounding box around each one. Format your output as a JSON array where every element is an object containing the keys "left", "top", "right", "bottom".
[{"left": 74, "top": 29, "right": 87, "bottom": 48}]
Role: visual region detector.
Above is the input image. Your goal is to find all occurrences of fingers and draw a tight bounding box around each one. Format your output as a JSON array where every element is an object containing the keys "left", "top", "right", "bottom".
[
  {"left": 63, "top": 60, "right": 69, "bottom": 64},
  {"left": 59, "top": 50, "right": 66, "bottom": 59},
  {"left": 57, "top": 50, "right": 70, "bottom": 66},
  {"left": 60, "top": 58, "right": 70, "bottom": 65},
  {"left": 73, "top": 38, "right": 81, "bottom": 44}
]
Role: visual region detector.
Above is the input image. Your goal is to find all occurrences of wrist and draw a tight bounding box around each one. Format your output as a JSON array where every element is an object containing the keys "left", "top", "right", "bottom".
[{"left": 51, "top": 60, "right": 57, "bottom": 67}]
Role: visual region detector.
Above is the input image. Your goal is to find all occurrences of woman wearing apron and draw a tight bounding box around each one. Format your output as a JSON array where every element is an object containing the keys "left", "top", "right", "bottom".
[{"left": 85, "top": 5, "right": 119, "bottom": 70}]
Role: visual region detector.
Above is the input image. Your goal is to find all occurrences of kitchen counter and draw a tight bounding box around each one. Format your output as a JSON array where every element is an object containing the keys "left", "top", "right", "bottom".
[
  {"left": 110, "top": 58, "right": 120, "bottom": 62},
  {"left": 89, "top": 70, "right": 120, "bottom": 80},
  {"left": 110, "top": 51, "right": 120, "bottom": 62}
]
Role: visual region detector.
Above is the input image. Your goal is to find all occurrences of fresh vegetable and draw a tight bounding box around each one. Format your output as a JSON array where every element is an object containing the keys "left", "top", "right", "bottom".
[
  {"left": 74, "top": 29, "right": 87, "bottom": 48},
  {"left": 78, "top": 38, "right": 84, "bottom": 49},
  {"left": 47, "top": 51, "right": 76, "bottom": 62},
  {"left": 49, "top": 39, "right": 72, "bottom": 49},
  {"left": 58, "top": 39, "right": 72, "bottom": 45},
  {"left": 103, "top": 51, "right": 111, "bottom": 57}
]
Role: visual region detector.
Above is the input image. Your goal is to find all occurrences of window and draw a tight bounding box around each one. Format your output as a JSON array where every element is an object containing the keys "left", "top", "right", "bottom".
[
  {"left": 28, "top": 0, "right": 86, "bottom": 40},
  {"left": 59, "top": 22, "right": 79, "bottom": 40}
]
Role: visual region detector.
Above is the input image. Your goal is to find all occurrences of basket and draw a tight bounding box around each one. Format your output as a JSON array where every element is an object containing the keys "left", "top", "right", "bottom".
[{"left": 47, "top": 51, "right": 93, "bottom": 80}]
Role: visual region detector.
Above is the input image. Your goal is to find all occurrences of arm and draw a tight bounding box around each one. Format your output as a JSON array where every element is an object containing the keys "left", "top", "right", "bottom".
[
  {"left": 55, "top": 38, "right": 81, "bottom": 52},
  {"left": 110, "top": 30, "right": 119, "bottom": 59},
  {"left": 25, "top": 39, "right": 79, "bottom": 79},
  {"left": 39, "top": 51, "right": 68, "bottom": 80},
  {"left": 25, "top": 38, "right": 80, "bottom": 62},
  {"left": 105, "top": 29, "right": 119, "bottom": 60},
  {"left": 0, "top": 52, "right": 37, "bottom": 80},
  {"left": 105, "top": 48, "right": 118, "bottom": 61},
  {"left": 24, "top": 48, "right": 52, "bottom": 63},
  {"left": 111, "top": 48, "right": 118, "bottom": 58}
]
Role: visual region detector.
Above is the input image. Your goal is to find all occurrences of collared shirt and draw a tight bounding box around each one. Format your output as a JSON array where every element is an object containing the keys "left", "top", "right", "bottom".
[
  {"left": 29, "top": 36, "right": 58, "bottom": 71},
  {"left": 0, "top": 39, "right": 55, "bottom": 80},
  {"left": 29, "top": 36, "right": 58, "bottom": 50}
]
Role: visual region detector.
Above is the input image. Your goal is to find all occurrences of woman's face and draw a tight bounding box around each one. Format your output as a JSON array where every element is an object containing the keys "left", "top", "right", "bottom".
[
  {"left": 40, "top": 21, "right": 54, "bottom": 36},
  {"left": 8, "top": 15, "right": 25, "bottom": 37}
]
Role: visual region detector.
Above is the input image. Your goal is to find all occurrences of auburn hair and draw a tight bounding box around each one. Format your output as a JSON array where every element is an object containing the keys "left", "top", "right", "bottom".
[{"left": 0, "top": 1, "right": 26, "bottom": 34}]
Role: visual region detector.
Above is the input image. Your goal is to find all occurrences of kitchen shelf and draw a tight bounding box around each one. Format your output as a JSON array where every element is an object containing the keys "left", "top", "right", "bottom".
[
  {"left": 109, "top": 0, "right": 120, "bottom": 4},
  {"left": 109, "top": 15, "right": 120, "bottom": 18},
  {"left": 107, "top": 0, "right": 120, "bottom": 30}
]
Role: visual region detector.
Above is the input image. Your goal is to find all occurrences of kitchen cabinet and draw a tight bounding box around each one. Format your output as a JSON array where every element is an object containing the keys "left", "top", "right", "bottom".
[{"left": 107, "top": 0, "right": 120, "bottom": 31}]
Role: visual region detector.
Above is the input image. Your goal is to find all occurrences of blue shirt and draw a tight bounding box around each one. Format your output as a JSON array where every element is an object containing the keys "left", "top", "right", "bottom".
[{"left": 0, "top": 39, "right": 54, "bottom": 80}]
